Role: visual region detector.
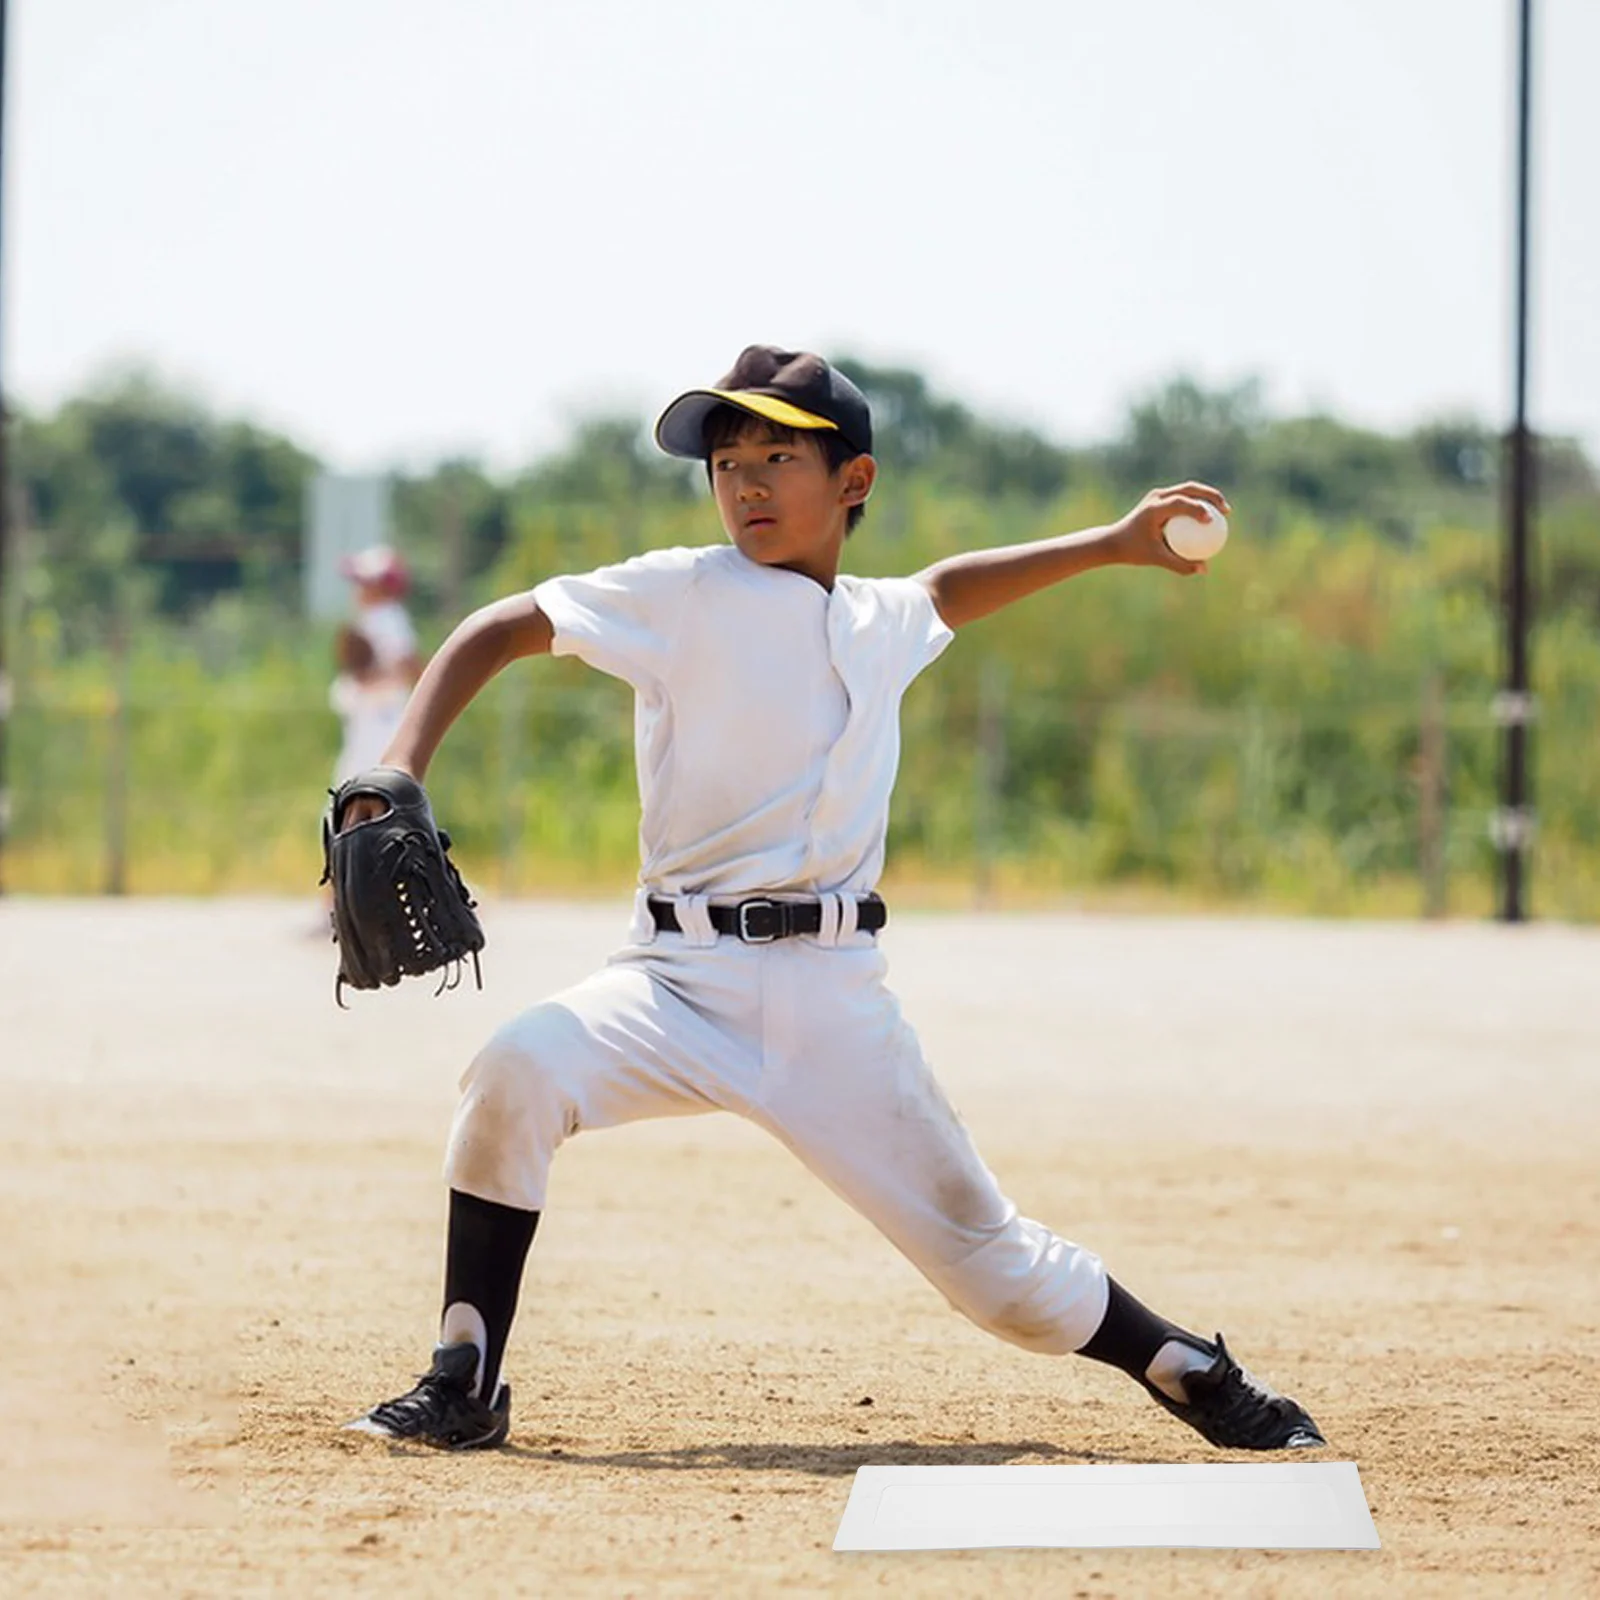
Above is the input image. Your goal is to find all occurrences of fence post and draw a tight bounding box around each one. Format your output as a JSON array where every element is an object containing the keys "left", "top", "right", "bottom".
[
  {"left": 497, "top": 666, "right": 524, "bottom": 896},
  {"left": 440, "top": 482, "right": 466, "bottom": 621},
  {"left": 1418, "top": 672, "right": 1447, "bottom": 919},
  {"left": 974, "top": 657, "right": 1006, "bottom": 907},
  {"left": 104, "top": 609, "right": 131, "bottom": 895}
]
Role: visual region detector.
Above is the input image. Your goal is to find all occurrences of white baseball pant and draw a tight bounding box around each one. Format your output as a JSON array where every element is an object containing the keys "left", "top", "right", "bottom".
[{"left": 444, "top": 895, "right": 1110, "bottom": 1355}]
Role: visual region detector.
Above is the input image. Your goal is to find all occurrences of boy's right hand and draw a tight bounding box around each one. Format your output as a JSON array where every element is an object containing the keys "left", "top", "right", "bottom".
[
  {"left": 337, "top": 763, "right": 419, "bottom": 831},
  {"left": 339, "top": 796, "right": 389, "bottom": 830},
  {"left": 1112, "top": 482, "right": 1231, "bottom": 574}
]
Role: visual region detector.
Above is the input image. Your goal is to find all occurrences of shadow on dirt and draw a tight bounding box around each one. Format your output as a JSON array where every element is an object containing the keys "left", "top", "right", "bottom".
[{"left": 505, "top": 1438, "right": 1116, "bottom": 1477}]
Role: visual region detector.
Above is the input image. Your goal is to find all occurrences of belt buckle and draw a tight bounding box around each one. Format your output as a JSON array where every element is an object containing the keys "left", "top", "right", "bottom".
[{"left": 735, "top": 898, "right": 782, "bottom": 944}]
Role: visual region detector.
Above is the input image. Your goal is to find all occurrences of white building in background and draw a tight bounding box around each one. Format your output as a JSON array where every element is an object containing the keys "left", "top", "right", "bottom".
[{"left": 303, "top": 473, "right": 392, "bottom": 621}]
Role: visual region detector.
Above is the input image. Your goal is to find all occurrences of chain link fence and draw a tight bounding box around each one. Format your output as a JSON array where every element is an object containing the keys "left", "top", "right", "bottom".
[{"left": 8, "top": 658, "right": 1594, "bottom": 920}]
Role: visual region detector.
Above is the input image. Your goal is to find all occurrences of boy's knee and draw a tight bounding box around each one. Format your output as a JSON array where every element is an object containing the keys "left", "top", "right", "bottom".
[
  {"left": 447, "top": 1027, "right": 576, "bottom": 1209},
  {"left": 940, "top": 1268, "right": 1081, "bottom": 1354},
  {"left": 939, "top": 1223, "right": 1108, "bottom": 1356},
  {"left": 973, "top": 1295, "right": 1084, "bottom": 1355}
]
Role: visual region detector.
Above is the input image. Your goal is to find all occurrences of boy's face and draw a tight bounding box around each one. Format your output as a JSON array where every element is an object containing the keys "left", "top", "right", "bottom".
[{"left": 709, "top": 419, "right": 874, "bottom": 587}]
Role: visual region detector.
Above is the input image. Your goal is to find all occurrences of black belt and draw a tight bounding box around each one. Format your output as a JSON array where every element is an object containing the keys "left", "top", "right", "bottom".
[{"left": 648, "top": 894, "right": 887, "bottom": 944}]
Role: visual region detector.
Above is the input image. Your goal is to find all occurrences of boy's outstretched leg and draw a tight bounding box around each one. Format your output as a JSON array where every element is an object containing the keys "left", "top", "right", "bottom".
[
  {"left": 755, "top": 976, "right": 1326, "bottom": 1453},
  {"left": 1078, "top": 1278, "right": 1325, "bottom": 1450},
  {"left": 349, "top": 1190, "right": 539, "bottom": 1449}
]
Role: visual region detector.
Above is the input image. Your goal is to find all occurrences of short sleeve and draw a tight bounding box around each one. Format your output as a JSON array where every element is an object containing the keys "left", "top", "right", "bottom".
[
  {"left": 358, "top": 602, "right": 417, "bottom": 668},
  {"left": 329, "top": 675, "right": 359, "bottom": 717},
  {"left": 532, "top": 546, "right": 704, "bottom": 690},
  {"left": 836, "top": 574, "right": 954, "bottom": 691}
]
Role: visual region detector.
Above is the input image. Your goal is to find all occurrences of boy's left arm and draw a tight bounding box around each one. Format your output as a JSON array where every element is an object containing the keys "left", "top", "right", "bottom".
[{"left": 915, "top": 482, "right": 1229, "bottom": 630}]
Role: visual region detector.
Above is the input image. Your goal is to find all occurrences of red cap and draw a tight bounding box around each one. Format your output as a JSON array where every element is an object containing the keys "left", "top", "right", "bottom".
[{"left": 339, "top": 545, "right": 409, "bottom": 598}]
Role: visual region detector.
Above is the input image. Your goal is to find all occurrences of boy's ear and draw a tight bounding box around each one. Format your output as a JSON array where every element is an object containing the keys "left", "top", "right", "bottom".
[{"left": 839, "top": 453, "right": 877, "bottom": 507}]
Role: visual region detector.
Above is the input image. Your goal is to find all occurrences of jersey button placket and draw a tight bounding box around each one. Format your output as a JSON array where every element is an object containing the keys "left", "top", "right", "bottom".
[{"left": 796, "top": 596, "right": 854, "bottom": 884}]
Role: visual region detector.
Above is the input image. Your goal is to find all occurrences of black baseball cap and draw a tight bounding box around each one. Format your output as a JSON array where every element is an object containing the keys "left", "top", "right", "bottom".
[{"left": 654, "top": 345, "right": 873, "bottom": 460}]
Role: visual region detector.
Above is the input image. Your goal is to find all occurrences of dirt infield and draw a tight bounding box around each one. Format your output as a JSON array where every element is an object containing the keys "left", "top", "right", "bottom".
[{"left": 2, "top": 899, "right": 1597, "bottom": 1597}]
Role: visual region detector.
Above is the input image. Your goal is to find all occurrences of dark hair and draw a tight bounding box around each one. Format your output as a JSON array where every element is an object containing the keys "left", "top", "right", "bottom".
[
  {"left": 701, "top": 404, "right": 868, "bottom": 534},
  {"left": 335, "top": 623, "right": 377, "bottom": 677}
]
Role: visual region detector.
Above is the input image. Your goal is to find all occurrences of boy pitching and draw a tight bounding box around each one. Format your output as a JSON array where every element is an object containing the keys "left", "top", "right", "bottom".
[{"left": 345, "top": 346, "right": 1324, "bottom": 1454}]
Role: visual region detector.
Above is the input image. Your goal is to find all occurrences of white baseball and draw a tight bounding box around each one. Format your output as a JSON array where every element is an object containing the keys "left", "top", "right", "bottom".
[{"left": 1163, "top": 506, "right": 1229, "bottom": 561}]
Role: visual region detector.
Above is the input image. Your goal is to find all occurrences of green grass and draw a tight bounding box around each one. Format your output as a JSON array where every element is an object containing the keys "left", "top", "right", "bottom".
[{"left": 8, "top": 505, "right": 1599, "bottom": 920}]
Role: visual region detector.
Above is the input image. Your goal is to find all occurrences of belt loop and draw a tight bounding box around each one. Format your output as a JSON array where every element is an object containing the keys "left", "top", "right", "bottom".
[
  {"left": 676, "top": 894, "right": 718, "bottom": 947},
  {"left": 814, "top": 892, "right": 843, "bottom": 949},
  {"left": 629, "top": 888, "right": 658, "bottom": 946},
  {"left": 837, "top": 894, "right": 860, "bottom": 942}
]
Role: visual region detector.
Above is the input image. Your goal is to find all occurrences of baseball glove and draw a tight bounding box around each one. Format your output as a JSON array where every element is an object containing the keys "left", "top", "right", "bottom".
[{"left": 320, "top": 766, "right": 485, "bottom": 1005}]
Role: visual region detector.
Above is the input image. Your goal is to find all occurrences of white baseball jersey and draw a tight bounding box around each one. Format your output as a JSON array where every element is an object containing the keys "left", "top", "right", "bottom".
[
  {"left": 532, "top": 544, "right": 951, "bottom": 900},
  {"left": 446, "top": 544, "right": 1110, "bottom": 1354},
  {"left": 354, "top": 598, "right": 417, "bottom": 672},
  {"left": 329, "top": 673, "right": 408, "bottom": 785}
]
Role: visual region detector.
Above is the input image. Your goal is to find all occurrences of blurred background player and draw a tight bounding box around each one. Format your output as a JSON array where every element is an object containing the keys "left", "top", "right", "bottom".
[
  {"left": 329, "top": 625, "right": 407, "bottom": 786},
  {"left": 339, "top": 545, "right": 422, "bottom": 694},
  {"left": 311, "top": 548, "right": 424, "bottom": 932}
]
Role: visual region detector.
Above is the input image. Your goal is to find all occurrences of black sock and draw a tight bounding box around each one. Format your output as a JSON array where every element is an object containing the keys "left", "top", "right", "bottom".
[
  {"left": 442, "top": 1189, "right": 540, "bottom": 1400},
  {"left": 1076, "top": 1277, "right": 1200, "bottom": 1383}
]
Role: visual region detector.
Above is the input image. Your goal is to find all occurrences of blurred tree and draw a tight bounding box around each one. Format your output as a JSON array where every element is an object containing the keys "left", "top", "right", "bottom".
[
  {"left": 1533, "top": 434, "right": 1600, "bottom": 625},
  {"left": 72, "top": 369, "right": 213, "bottom": 538},
  {"left": 1109, "top": 375, "right": 1264, "bottom": 492},
  {"left": 14, "top": 404, "right": 139, "bottom": 635},
  {"left": 16, "top": 405, "right": 118, "bottom": 532},
  {"left": 834, "top": 356, "right": 1077, "bottom": 503},
  {"left": 832, "top": 358, "right": 970, "bottom": 468},
  {"left": 1541, "top": 497, "right": 1600, "bottom": 626},
  {"left": 12, "top": 358, "right": 1598, "bottom": 640},
  {"left": 217, "top": 421, "right": 319, "bottom": 605},
  {"left": 1252, "top": 414, "right": 1405, "bottom": 523},
  {"left": 392, "top": 458, "right": 512, "bottom": 613},
  {"left": 14, "top": 367, "right": 316, "bottom": 615},
  {"left": 1410, "top": 416, "right": 1497, "bottom": 489},
  {"left": 1536, "top": 435, "right": 1599, "bottom": 503},
  {"left": 522, "top": 416, "right": 697, "bottom": 506}
]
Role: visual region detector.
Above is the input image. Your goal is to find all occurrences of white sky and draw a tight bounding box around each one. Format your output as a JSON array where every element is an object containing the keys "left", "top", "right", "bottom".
[{"left": 11, "top": 0, "right": 1599, "bottom": 472}]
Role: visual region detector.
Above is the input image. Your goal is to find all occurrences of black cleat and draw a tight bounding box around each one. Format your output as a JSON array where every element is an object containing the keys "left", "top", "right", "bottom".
[
  {"left": 1143, "top": 1333, "right": 1326, "bottom": 1451},
  {"left": 346, "top": 1342, "right": 510, "bottom": 1450}
]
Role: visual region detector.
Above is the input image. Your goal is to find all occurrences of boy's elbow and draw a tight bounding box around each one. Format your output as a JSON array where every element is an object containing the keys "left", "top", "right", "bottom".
[
  {"left": 917, "top": 568, "right": 961, "bottom": 630},
  {"left": 919, "top": 567, "right": 980, "bottom": 631},
  {"left": 472, "top": 594, "right": 553, "bottom": 663},
  {"left": 505, "top": 599, "right": 555, "bottom": 660}
]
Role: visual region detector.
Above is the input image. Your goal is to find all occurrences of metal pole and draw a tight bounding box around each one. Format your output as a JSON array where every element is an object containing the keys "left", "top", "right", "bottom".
[
  {"left": 1497, "top": 0, "right": 1536, "bottom": 922},
  {"left": 0, "top": 0, "right": 11, "bottom": 895}
]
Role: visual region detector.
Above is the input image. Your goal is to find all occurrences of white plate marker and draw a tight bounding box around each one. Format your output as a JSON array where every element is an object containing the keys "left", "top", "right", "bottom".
[{"left": 833, "top": 1462, "right": 1379, "bottom": 1551}]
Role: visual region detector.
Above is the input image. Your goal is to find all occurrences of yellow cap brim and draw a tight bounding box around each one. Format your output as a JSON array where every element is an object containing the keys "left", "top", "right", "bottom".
[{"left": 654, "top": 389, "right": 839, "bottom": 459}]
